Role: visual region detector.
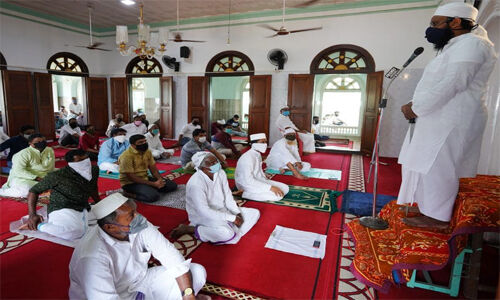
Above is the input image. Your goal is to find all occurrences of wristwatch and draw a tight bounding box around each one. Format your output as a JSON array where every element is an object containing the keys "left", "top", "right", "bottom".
[{"left": 181, "top": 287, "right": 193, "bottom": 297}]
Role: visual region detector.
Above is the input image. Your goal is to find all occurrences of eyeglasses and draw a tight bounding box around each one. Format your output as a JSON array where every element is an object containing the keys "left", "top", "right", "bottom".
[{"left": 429, "top": 17, "right": 454, "bottom": 27}]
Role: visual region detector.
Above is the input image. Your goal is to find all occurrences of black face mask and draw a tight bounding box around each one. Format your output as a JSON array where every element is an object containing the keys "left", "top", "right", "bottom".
[
  {"left": 34, "top": 141, "right": 47, "bottom": 151},
  {"left": 136, "top": 143, "right": 149, "bottom": 152},
  {"left": 313, "top": 120, "right": 319, "bottom": 125},
  {"left": 192, "top": 121, "right": 200, "bottom": 126},
  {"left": 425, "top": 25, "right": 454, "bottom": 51},
  {"left": 70, "top": 123, "right": 78, "bottom": 129},
  {"left": 285, "top": 135, "right": 296, "bottom": 141},
  {"left": 117, "top": 118, "right": 123, "bottom": 123}
]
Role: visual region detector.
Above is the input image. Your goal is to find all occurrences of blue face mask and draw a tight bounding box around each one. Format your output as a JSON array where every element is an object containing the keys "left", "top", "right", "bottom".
[
  {"left": 112, "top": 213, "right": 148, "bottom": 235},
  {"left": 225, "top": 128, "right": 232, "bottom": 133},
  {"left": 282, "top": 111, "right": 290, "bottom": 116},
  {"left": 209, "top": 162, "right": 221, "bottom": 174},
  {"left": 152, "top": 129, "right": 160, "bottom": 135}
]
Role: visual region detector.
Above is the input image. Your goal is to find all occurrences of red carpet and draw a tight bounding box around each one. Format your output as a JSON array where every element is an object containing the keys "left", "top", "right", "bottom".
[{"left": 363, "top": 156, "right": 401, "bottom": 196}]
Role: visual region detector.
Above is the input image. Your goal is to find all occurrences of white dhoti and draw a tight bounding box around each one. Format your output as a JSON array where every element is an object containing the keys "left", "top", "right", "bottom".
[
  {"left": 240, "top": 180, "right": 289, "bottom": 202},
  {"left": 151, "top": 149, "right": 175, "bottom": 160},
  {"left": 138, "top": 263, "right": 206, "bottom": 299},
  {"left": 0, "top": 180, "right": 34, "bottom": 198},
  {"left": 98, "top": 162, "right": 120, "bottom": 173},
  {"left": 211, "top": 141, "right": 244, "bottom": 156},
  {"left": 267, "top": 159, "right": 311, "bottom": 173},
  {"left": 298, "top": 132, "right": 316, "bottom": 153},
  {"left": 38, "top": 208, "right": 91, "bottom": 241},
  {"left": 195, "top": 207, "right": 260, "bottom": 244}
]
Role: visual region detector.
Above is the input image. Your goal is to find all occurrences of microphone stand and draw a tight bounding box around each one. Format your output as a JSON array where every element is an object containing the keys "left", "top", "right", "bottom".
[{"left": 360, "top": 66, "right": 407, "bottom": 230}]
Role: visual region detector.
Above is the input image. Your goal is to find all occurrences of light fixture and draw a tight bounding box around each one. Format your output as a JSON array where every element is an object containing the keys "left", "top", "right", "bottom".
[
  {"left": 116, "top": 3, "right": 168, "bottom": 59},
  {"left": 121, "top": 0, "right": 135, "bottom": 6}
]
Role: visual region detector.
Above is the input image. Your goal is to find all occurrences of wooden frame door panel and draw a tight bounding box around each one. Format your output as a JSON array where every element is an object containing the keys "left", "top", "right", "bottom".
[
  {"left": 110, "top": 77, "right": 129, "bottom": 122},
  {"left": 160, "top": 77, "right": 174, "bottom": 138},
  {"left": 248, "top": 75, "right": 271, "bottom": 138},
  {"left": 360, "top": 71, "right": 384, "bottom": 154},
  {"left": 187, "top": 76, "right": 209, "bottom": 131},
  {"left": 86, "top": 77, "right": 109, "bottom": 136},
  {"left": 287, "top": 74, "right": 314, "bottom": 132},
  {"left": 2, "top": 70, "right": 35, "bottom": 137},
  {"left": 34, "top": 72, "right": 55, "bottom": 140}
]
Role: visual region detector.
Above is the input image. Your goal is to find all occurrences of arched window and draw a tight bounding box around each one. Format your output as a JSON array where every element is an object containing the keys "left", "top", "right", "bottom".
[
  {"left": 46, "top": 52, "right": 89, "bottom": 76},
  {"left": 0, "top": 52, "right": 6, "bottom": 70},
  {"left": 206, "top": 51, "right": 254, "bottom": 76},
  {"left": 125, "top": 57, "right": 163, "bottom": 77},
  {"left": 310, "top": 45, "right": 375, "bottom": 74}
]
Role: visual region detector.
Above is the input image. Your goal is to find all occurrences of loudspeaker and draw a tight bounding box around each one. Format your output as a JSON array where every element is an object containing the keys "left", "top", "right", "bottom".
[{"left": 180, "top": 46, "right": 190, "bottom": 58}]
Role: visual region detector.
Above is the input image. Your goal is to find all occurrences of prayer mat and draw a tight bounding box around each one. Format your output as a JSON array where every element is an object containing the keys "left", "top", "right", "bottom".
[
  {"left": 345, "top": 175, "right": 500, "bottom": 293},
  {"left": 147, "top": 184, "right": 186, "bottom": 210},
  {"left": 266, "top": 167, "right": 342, "bottom": 181},
  {"left": 0, "top": 191, "right": 51, "bottom": 206},
  {"left": 172, "top": 167, "right": 236, "bottom": 179},
  {"left": 99, "top": 169, "right": 166, "bottom": 179},
  {"left": 340, "top": 190, "right": 396, "bottom": 216},
  {"left": 237, "top": 185, "right": 339, "bottom": 213}
]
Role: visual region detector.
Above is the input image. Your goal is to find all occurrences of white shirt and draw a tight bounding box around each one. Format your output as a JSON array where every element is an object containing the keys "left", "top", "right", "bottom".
[
  {"left": 399, "top": 33, "right": 497, "bottom": 175},
  {"left": 266, "top": 138, "right": 301, "bottom": 169},
  {"left": 145, "top": 132, "right": 167, "bottom": 153},
  {"left": 69, "top": 103, "right": 83, "bottom": 115},
  {"left": 235, "top": 148, "right": 272, "bottom": 192},
  {"left": 69, "top": 223, "right": 190, "bottom": 300},
  {"left": 106, "top": 119, "right": 125, "bottom": 137},
  {"left": 311, "top": 123, "right": 320, "bottom": 134},
  {"left": 58, "top": 124, "right": 82, "bottom": 143},
  {"left": 186, "top": 170, "right": 241, "bottom": 227},
  {"left": 275, "top": 115, "right": 299, "bottom": 134},
  {"left": 180, "top": 123, "right": 201, "bottom": 139},
  {"left": 121, "top": 123, "right": 147, "bottom": 139}
]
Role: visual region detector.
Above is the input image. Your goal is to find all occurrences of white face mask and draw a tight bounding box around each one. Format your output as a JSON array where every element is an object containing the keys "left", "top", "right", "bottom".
[
  {"left": 114, "top": 135, "right": 127, "bottom": 144},
  {"left": 252, "top": 143, "right": 267, "bottom": 153},
  {"left": 198, "top": 136, "right": 206, "bottom": 143},
  {"left": 68, "top": 158, "right": 92, "bottom": 181},
  {"left": 23, "top": 134, "right": 31, "bottom": 140}
]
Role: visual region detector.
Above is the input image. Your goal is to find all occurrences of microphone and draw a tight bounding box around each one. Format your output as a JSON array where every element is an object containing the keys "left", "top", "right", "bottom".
[{"left": 402, "top": 47, "right": 424, "bottom": 68}]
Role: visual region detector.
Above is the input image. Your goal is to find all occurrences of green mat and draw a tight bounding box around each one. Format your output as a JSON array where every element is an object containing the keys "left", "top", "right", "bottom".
[
  {"left": 265, "top": 168, "right": 342, "bottom": 181},
  {"left": 99, "top": 170, "right": 166, "bottom": 180},
  {"left": 171, "top": 167, "right": 236, "bottom": 179},
  {"left": 237, "top": 185, "right": 340, "bottom": 213}
]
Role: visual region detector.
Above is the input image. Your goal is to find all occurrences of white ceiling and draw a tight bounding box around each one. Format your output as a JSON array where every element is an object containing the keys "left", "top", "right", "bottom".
[{"left": 4, "top": 0, "right": 365, "bottom": 29}]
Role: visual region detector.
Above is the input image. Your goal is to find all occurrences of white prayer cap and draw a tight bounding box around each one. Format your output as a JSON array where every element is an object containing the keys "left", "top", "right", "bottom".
[
  {"left": 92, "top": 193, "right": 129, "bottom": 220},
  {"left": 284, "top": 128, "right": 295, "bottom": 135},
  {"left": 434, "top": 2, "right": 478, "bottom": 21},
  {"left": 148, "top": 123, "right": 157, "bottom": 130},
  {"left": 192, "top": 151, "right": 211, "bottom": 169},
  {"left": 250, "top": 133, "right": 266, "bottom": 141},
  {"left": 281, "top": 106, "right": 290, "bottom": 110},
  {"left": 217, "top": 120, "right": 226, "bottom": 125}
]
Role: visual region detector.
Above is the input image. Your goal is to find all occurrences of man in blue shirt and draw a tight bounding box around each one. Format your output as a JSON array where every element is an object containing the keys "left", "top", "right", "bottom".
[
  {"left": 0, "top": 125, "right": 35, "bottom": 169},
  {"left": 97, "top": 128, "right": 129, "bottom": 174},
  {"left": 225, "top": 114, "right": 247, "bottom": 137}
]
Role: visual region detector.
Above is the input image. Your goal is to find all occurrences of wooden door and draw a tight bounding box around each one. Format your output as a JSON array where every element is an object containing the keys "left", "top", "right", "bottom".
[
  {"left": 2, "top": 70, "right": 35, "bottom": 137},
  {"left": 160, "top": 77, "right": 174, "bottom": 138},
  {"left": 110, "top": 77, "right": 129, "bottom": 122},
  {"left": 288, "top": 74, "right": 314, "bottom": 132},
  {"left": 249, "top": 75, "right": 271, "bottom": 138},
  {"left": 34, "top": 73, "right": 55, "bottom": 140},
  {"left": 360, "top": 71, "right": 384, "bottom": 154},
  {"left": 86, "top": 77, "right": 109, "bottom": 136},
  {"left": 187, "top": 76, "right": 209, "bottom": 131}
]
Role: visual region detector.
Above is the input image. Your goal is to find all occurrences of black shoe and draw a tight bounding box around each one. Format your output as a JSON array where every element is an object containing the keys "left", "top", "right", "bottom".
[{"left": 315, "top": 141, "right": 326, "bottom": 147}]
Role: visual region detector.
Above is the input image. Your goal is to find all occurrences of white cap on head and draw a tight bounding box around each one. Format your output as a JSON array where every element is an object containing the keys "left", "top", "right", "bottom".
[
  {"left": 192, "top": 151, "right": 211, "bottom": 169},
  {"left": 217, "top": 120, "right": 226, "bottom": 125},
  {"left": 148, "top": 123, "right": 156, "bottom": 130},
  {"left": 92, "top": 193, "right": 129, "bottom": 220},
  {"left": 250, "top": 133, "right": 266, "bottom": 141},
  {"left": 281, "top": 106, "right": 290, "bottom": 110},
  {"left": 434, "top": 2, "right": 478, "bottom": 21},
  {"left": 284, "top": 128, "right": 296, "bottom": 135}
]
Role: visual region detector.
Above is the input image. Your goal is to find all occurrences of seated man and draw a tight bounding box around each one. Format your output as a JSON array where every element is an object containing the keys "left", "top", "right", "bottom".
[
  {"left": 139, "top": 112, "right": 149, "bottom": 128},
  {"left": 0, "top": 133, "right": 55, "bottom": 198},
  {"left": 331, "top": 111, "right": 345, "bottom": 125},
  {"left": 105, "top": 113, "right": 125, "bottom": 137},
  {"left": 226, "top": 114, "right": 247, "bottom": 137},
  {"left": 145, "top": 124, "right": 174, "bottom": 160},
  {"left": 266, "top": 128, "right": 311, "bottom": 180},
  {"left": 78, "top": 125, "right": 99, "bottom": 161},
  {"left": 235, "top": 133, "right": 289, "bottom": 201},
  {"left": 210, "top": 121, "right": 224, "bottom": 137},
  {"left": 211, "top": 124, "right": 244, "bottom": 159},
  {"left": 21, "top": 150, "right": 99, "bottom": 241},
  {"left": 121, "top": 114, "right": 147, "bottom": 139},
  {"left": 312, "top": 116, "right": 329, "bottom": 143},
  {"left": 119, "top": 134, "right": 177, "bottom": 203},
  {"left": 54, "top": 113, "right": 66, "bottom": 131},
  {"left": 98, "top": 128, "right": 129, "bottom": 174},
  {"left": 0, "top": 125, "right": 35, "bottom": 169},
  {"left": 70, "top": 193, "right": 207, "bottom": 299},
  {"left": 276, "top": 106, "right": 316, "bottom": 154},
  {"left": 181, "top": 129, "right": 227, "bottom": 171},
  {"left": 171, "top": 152, "right": 260, "bottom": 244},
  {"left": 69, "top": 98, "right": 84, "bottom": 126},
  {"left": 59, "top": 118, "right": 82, "bottom": 147},
  {"left": 177, "top": 117, "right": 202, "bottom": 147}
]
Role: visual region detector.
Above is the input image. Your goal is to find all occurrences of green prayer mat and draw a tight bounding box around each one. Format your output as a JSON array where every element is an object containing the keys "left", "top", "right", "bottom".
[
  {"left": 172, "top": 167, "right": 236, "bottom": 179},
  {"left": 99, "top": 170, "right": 166, "bottom": 180},
  {"left": 266, "top": 168, "right": 342, "bottom": 181},
  {"left": 237, "top": 185, "right": 340, "bottom": 213}
]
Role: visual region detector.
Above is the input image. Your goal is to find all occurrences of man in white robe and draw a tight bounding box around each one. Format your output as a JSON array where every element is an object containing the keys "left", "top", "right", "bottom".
[
  {"left": 121, "top": 114, "right": 147, "bottom": 139},
  {"left": 69, "top": 193, "right": 207, "bottom": 299},
  {"left": 235, "top": 133, "right": 289, "bottom": 201},
  {"left": 266, "top": 128, "right": 311, "bottom": 180},
  {"left": 171, "top": 152, "right": 260, "bottom": 244},
  {"left": 145, "top": 123, "right": 174, "bottom": 159},
  {"left": 276, "top": 106, "right": 316, "bottom": 153},
  {"left": 397, "top": 2, "right": 497, "bottom": 228}
]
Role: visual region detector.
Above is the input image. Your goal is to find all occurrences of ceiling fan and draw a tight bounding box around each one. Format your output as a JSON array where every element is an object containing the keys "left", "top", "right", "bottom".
[
  {"left": 67, "top": 5, "right": 111, "bottom": 51},
  {"left": 260, "top": 0, "right": 322, "bottom": 37},
  {"left": 169, "top": 0, "right": 206, "bottom": 43}
]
